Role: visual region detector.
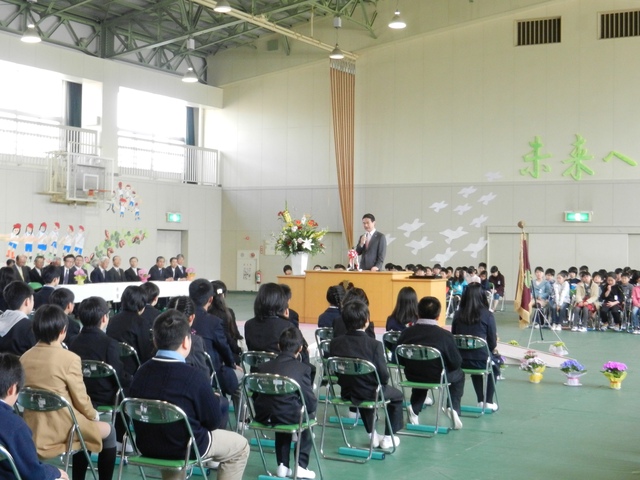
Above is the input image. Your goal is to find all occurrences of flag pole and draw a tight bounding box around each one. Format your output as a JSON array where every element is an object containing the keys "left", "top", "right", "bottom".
[{"left": 514, "top": 221, "right": 532, "bottom": 328}]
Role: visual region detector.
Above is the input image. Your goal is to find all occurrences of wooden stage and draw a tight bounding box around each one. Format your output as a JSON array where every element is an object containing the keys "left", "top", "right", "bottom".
[{"left": 278, "top": 271, "right": 447, "bottom": 326}]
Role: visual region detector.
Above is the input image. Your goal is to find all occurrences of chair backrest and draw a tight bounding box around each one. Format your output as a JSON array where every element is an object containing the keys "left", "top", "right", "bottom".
[
  {"left": 202, "top": 352, "right": 222, "bottom": 392},
  {"left": 81, "top": 360, "right": 124, "bottom": 405},
  {"left": 119, "top": 398, "right": 201, "bottom": 463},
  {"left": 314, "top": 327, "right": 334, "bottom": 345},
  {"left": 452, "top": 335, "right": 489, "bottom": 353},
  {"left": 241, "top": 351, "right": 277, "bottom": 374},
  {"left": 0, "top": 444, "right": 22, "bottom": 480},
  {"left": 318, "top": 339, "right": 331, "bottom": 358},
  {"left": 18, "top": 387, "right": 74, "bottom": 414},
  {"left": 326, "top": 356, "right": 378, "bottom": 378},
  {"left": 382, "top": 331, "right": 401, "bottom": 346},
  {"left": 242, "top": 373, "right": 310, "bottom": 424},
  {"left": 395, "top": 344, "right": 448, "bottom": 383},
  {"left": 119, "top": 342, "right": 141, "bottom": 369}
]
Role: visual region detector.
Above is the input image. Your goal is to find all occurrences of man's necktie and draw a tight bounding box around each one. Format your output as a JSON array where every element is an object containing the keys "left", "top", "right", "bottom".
[{"left": 64, "top": 269, "right": 69, "bottom": 284}]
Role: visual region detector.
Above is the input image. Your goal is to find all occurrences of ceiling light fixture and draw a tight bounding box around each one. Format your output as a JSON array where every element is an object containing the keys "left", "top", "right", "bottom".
[
  {"left": 182, "top": 68, "right": 198, "bottom": 83},
  {"left": 329, "top": 44, "right": 344, "bottom": 59},
  {"left": 388, "top": 10, "right": 406, "bottom": 29},
  {"left": 21, "top": 23, "right": 41, "bottom": 43},
  {"left": 213, "top": 0, "right": 232, "bottom": 13}
]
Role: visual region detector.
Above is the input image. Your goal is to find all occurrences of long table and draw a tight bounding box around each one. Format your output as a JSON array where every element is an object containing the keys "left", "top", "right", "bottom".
[
  {"left": 278, "top": 271, "right": 447, "bottom": 326},
  {"left": 59, "top": 280, "right": 192, "bottom": 303}
]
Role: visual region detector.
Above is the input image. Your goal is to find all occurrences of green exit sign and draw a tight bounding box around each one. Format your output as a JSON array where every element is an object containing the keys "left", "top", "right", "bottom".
[
  {"left": 564, "top": 211, "right": 592, "bottom": 223},
  {"left": 166, "top": 212, "right": 182, "bottom": 223}
]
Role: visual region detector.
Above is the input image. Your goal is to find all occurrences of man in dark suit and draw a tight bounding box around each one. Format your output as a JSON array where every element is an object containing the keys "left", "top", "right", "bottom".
[
  {"left": 29, "top": 255, "right": 45, "bottom": 284},
  {"left": 148, "top": 256, "right": 166, "bottom": 281},
  {"left": 254, "top": 327, "right": 316, "bottom": 479},
  {"left": 163, "top": 257, "right": 180, "bottom": 281},
  {"left": 397, "top": 296, "right": 465, "bottom": 430},
  {"left": 59, "top": 254, "right": 77, "bottom": 285},
  {"left": 107, "top": 255, "right": 125, "bottom": 282},
  {"left": 33, "top": 265, "right": 60, "bottom": 309},
  {"left": 355, "top": 213, "right": 386, "bottom": 271},
  {"left": 12, "top": 255, "right": 31, "bottom": 283},
  {"left": 124, "top": 256, "right": 139, "bottom": 282},
  {"left": 175, "top": 253, "right": 187, "bottom": 279},
  {"left": 329, "top": 299, "right": 403, "bottom": 449},
  {"left": 90, "top": 257, "right": 110, "bottom": 283}
]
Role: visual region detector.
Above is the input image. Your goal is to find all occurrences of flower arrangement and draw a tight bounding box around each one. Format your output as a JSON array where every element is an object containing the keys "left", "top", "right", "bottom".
[
  {"left": 185, "top": 267, "right": 196, "bottom": 280},
  {"left": 186, "top": 267, "right": 196, "bottom": 274},
  {"left": 137, "top": 268, "right": 150, "bottom": 282},
  {"left": 560, "top": 359, "right": 586, "bottom": 374},
  {"left": 549, "top": 341, "right": 568, "bottom": 356},
  {"left": 274, "top": 206, "right": 327, "bottom": 257},
  {"left": 74, "top": 269, "right": 87, "bottom": 284},
  {"left": 520, "top": 350, "right": 546, "bottom": 373},
  {"left": 601, "top": 361, "right": 627, "bottom": 380}
]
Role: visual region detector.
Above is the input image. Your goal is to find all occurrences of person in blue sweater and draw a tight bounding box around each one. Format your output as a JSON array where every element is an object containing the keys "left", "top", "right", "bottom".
[
  {"left": 0, "top": 352, "right": 68, "bottom": 479},
  {"left": 128, "top": 309, "right": 249, "bottom": 480}
]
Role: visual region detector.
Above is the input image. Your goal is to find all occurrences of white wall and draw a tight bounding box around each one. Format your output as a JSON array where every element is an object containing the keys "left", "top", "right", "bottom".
[{"left": 212, "top": 0, "right": 640, "bottom": 289}]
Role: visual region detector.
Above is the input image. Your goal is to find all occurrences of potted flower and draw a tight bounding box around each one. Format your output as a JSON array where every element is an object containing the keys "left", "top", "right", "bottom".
[
  {"left": 549, "top": 341, "right": 568, "bottom": 356},
  {"left": 137, "top": 268, "right": 150, "bottom": 283},
  {"left": 74, "top": 269, "right": 87, "bottom": 285},
  {"left": 520, "top": 350, "right": 546, "bottom": 383},
  {"left": 186, "top": 267, "right": 196, "bottom": 281},
  {"left": 601, "top": 361, "right": 628, "bottom": 390},
  {"left": 274, "top": 205, "right": 327, "bottom": 275},
  {"left": 560, "top": 359, "right": 586, "bottom": 386},
  {"left": 508, "top": 340, "right": 520, "bottom": 346}
]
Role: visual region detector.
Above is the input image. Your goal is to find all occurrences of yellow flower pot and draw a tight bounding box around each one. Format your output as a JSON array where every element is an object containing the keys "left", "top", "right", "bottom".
[
  {"left": 529, "top": 372, "right": 543, "bottom": 383},
  {"left": 609, "top": 379, "right": 623, "bottom": 390}
]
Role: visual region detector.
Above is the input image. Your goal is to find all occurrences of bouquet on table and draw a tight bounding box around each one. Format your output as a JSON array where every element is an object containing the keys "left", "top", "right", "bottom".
[
  {"left": 137, "top": 268, "right": 150, "bottom": 282},
  {"left": 74, "top": 269, "right": 87, "bottom": 284},
  {"left": 186, "top": 267, "right": 196, "bottom": 280}
]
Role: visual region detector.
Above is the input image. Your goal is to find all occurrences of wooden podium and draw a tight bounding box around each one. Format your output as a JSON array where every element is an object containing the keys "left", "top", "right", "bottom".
[{"left": 278, "top": 271, "right": 447, "bottom": 327}]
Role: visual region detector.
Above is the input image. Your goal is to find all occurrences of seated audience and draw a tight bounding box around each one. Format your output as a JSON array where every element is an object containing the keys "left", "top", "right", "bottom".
[
  {"left": 59, "top": 254, "right": 77, "bottom": 285},
  {"left": 318, "top": 285, "right": 344, "bottom": 328},
  {"left": 208, "top": 280, "right": 243, "bottom": 365},
  {"left": 280, "top": 284, "right": 300, "bottom": 328},
  {"left": 163, "top": 257, "right": 179, "bottom": 281},
  {"left": 124, "top": 256, "right": 139, "bottom": 281},
  {"left": 0, "top": 266, "right": 17, "bottom": 311},
  {"left": 398, "top": 296, "right": 464, "bottom": 429},
  {"left": 599, "top": 272, "right": 624, "bottom": 331},
  {"left": 386, "top": 286, "right": 418, "bottom": 332},
  {"left": 89, "top": 257, "right": 110, "bottom": 283},
  {"left": 107, "top": 255, "right": 125, "bottom": 282},
  {"left": 552, "top": 271, "right": 570, "bottom": 330},
  {"left": 128, "top": 310, "right": 249, "bottom": 480},
  {"left": 451, "top": 283, "right": 499, "bottom": 411},
  {"left": 245, "top": 283, "right": 298, "bottom": 354},
  {"left": 148, "top": 256, "right": 166, "bottom": 281},
  {"left": 140, "top": 281, "right": 163, "bottom": 324},
  {"left": 488, "top": 266, "right": 505, "bottom": 312},
  {"left": 283, "top": 265, "right": 293, "bottom": 276},
  {"left": 33, "top": 264, "right": 60, "bottom": 309},
  {"left": 49, "top": 288, "right": 81, "bottom": 346},
  {"left": 0, "top": 281, "right": 35, "bottom": 355},
  {"left": 329, "top": 299, "right": 404, "bottom": 449},
  {"left": 332, "top": 287, "right": 376, "bottom": 338},
  {"left": 12, "top": 255, "right": 30, "bottom": 283},
  {"left": 20, "top": 305, "right": 116, "bottom": 480},
  {"left": 572, "top": 271, "right": 598, "bottom": 332},
  {"left": 254, "top": 327, "right": 317, "bottom": 479},
  {"left": 0, "top": 353, "right": 68, "bottom": 479},
  {"left": 29, "top": 255, "right": 45, "bottom": 284},
  {"left": 169, "top": 295, "right": 209, "bottom": 376},
  {"left": 106, "top": 285, "right": 155, "bottom": 375}
]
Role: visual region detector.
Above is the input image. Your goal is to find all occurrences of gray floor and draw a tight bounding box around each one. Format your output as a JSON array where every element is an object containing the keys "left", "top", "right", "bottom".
[{"left": 110, "top": 293, "right": 640, "bottom": 479}]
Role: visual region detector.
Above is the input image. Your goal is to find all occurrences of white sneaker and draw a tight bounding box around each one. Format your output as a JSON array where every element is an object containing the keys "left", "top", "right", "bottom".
[
  {"left": 579, "top": 327, "right": 587, "bottom": 332},
  {"left": 533, "top": 323, "right": 540, "bottom": 329},
  {"left": 444, "top": 407, "right": 463, "bottom": 430},
  {"left": 203, "top": 460, "right": 220, "bottom": 469},
  {"left": 407, "top": 405, "right": 420, "bottom": 425},
  {"left": 276, "top": 463, "right": 292, "bottom": 478},
  {"left": 294, "top": 465, "right": 316, "bottom": 479},
  {"left": 368, "top": 431, "right": 380, "bottom": 448},
  {"left": 478, "top": 402, "right": 499, "bottom": 412},
  {"left": 379, "top": 435, "right": 400, "bottom": 449},
  {"left": 611, "top": 325, "right": 620, "bottom": 332},
  {"left": 116, "top": 441, "right": 134, "bottom": 454},
  {"left": 571, "top": 326, "right": 578, "bottom": 332},
  {"left": 424, "top": 394, "right": 434, "bottom": 406}
]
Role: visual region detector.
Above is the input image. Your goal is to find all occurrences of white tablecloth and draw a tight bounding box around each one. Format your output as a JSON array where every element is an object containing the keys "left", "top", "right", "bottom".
[{"left": 58, "top": 280, "right": 192, "bottom": 303}]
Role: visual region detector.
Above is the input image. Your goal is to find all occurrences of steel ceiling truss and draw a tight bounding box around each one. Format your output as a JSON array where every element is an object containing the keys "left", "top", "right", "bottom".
[{"left": 0, "top": 0, "right": 379, "bottom": 83}]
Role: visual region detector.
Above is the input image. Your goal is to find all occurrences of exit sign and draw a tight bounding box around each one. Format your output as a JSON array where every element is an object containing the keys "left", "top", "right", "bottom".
[
  {"left": 564, "top": 211, "right": 592, "bottom": 223},
  {"left": 166, "top": 212, "right": 182, "bottom": 223}
]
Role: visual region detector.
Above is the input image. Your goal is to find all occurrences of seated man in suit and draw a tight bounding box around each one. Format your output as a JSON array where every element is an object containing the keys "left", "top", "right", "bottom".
[
  {"left": 49, "top": 288, "right": 81, "bottom": 346},
  {"left": 12, "top": 254, "right": 31, "bottom": 283},
  {"left": 0, "top": 281, "right": 36, "bottom": 355},
  {"left": 59, "top": 254, "right": 77, "bottom": 285},
  {"left": 148, "top": 256, "right": 166, "bottom": 281},
  {"left": 354, "top": 213, "right": 386, "bottom": 271},
  {"left": 29, "top": 255, "right": 45, "bottom": 284},
  {"left": 107, "top": 255, "right": 126, "bottom": 282},
  {"left": 90, "top": 256, "right": 110, "bottom": 283},
  {"left": 175, "top": 253, "right": 187, "bottom": 279},
  {"left": 329, "top": 299, "right": 404, "bottom": 449},
  {"left": 0, "top": 353, "right": 68, "bottom": 479},
  {"left": 397, "top": 296, "right": 465, "bottom": 429},
  {"left": 33, "top": 265, "right": 60, "bottom": 309},
  {"left": 254, "top": 327, "right": 317, "bottom": 479},
  {"left": 163, "top": 257, "right": 179, "bottom": 281},
  {"left": 128, "top": 310, "right": 249, "bottom": 480},
  {"left": 124, "top": 256, "right": 139, "bottom": 282}
]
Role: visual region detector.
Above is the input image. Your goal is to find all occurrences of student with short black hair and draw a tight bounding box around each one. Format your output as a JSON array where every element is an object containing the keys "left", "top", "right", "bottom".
[
  {"left": 140, "top": 281, "right": 162, "bottom": 324},
  {"left": 48, "top": 287, "right": 81, "bottom": 346},
  {"left": 20, "top": 305, "right": 116, "bottom": 480},
  {"left": 0, "top": 280, "right": 35, "bottom": 355},
  {"left": 254, "top": 327, "right": 317, "bottom": 479},
  {"left": 0, "top": 352, "right": 69, "bottom": 479},
  {"left": 33, "top": 264, "right": 60, "bottom": 308},
  {"left": 329, "top": 299, "right": 404, "bottom": 449},
  {"left": 169, "top": 295, "right": 209, "bottom": 375}
]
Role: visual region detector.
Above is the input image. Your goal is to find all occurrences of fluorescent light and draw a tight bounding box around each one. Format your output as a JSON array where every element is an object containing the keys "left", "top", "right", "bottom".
[
  {"left": 182, "top": 68, "right": 198, "bottom": 83},
  {"left": 388, "top": 10, "right": 406, "bottom": 29},
  {"left": 214, "top": 0, "right": 232, "bottom": 13}
]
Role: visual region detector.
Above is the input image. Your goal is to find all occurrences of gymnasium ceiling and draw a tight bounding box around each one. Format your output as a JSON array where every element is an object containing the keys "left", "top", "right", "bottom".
[{"left": 0, "top": 0, "right": 381, "bottom": 83}]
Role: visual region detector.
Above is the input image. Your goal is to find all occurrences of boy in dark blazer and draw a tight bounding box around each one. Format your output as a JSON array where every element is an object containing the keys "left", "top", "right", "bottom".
[{"left": 254, "top": 327, "right": 317, "bottom": 479}]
